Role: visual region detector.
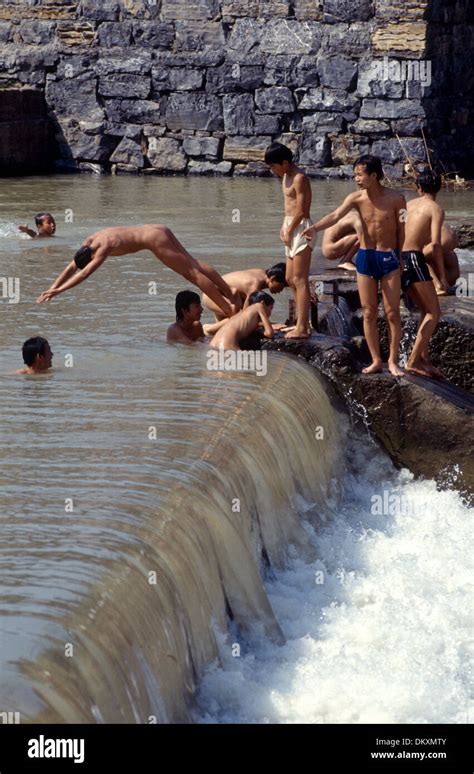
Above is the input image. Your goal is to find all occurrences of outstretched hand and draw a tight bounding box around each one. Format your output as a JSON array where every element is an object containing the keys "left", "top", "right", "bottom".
[
  {"left": 302, "top": 225, "right": 315, "bottom": 240},
  {"left": 37, "top": 289, "right": 58, "bottom": 304}
]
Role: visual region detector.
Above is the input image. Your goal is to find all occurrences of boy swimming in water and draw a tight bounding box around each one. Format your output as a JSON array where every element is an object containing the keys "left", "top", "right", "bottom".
[
  {"left": 202, "top": 262, "right": 287, "bottom": 321},
  {"left": 36, "top": 225, "right": 236, "bottom": 318},
  {"left": 265, "top": 142, "right": 315, "bottom": 339},
  {"left": 18, "top": 213, "right": 56, "bottom": 239},
  {"left": 209, "top": 291, "right": 275, "bottom": 352},
  {"left": 16, "top": 336, "right": 53, "bottom": 374},
  {"left": 303, "top": 155, "right": 406, "bottom": 377},
  {"left": 402, "top": 169, "right": 445, "bottom": 378}
]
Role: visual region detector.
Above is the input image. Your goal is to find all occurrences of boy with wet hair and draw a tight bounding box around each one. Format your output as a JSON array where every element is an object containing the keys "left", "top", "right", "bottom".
[
  {"left": 18, "top": 213, "right": 56, "bottom": 239},
  {"left": 407, "top": 169, "right": 448, "bottom": 295},
  {"left": 167, "top": 290, "right": 205, "bottom": 344},
  {"left": 265, "top": 141, "right": 316, "bottom": 339},
  {"left": 303, "top": 154, "right": 406, "bottom": 377},
  {"left": 209, "top": 291, "right": 275, "bottom": 352},
  {"left": 402, "top": 169, "right": 446, "bottom": 378},
  {"left": 16, "top": 336, "right": 54, "bottom": 374},
  {"left": 36, "top": 224, "right": 237, "bottom": 318},
  {"left": 202, "top": 262, "right": 288, "bottom": 321}
]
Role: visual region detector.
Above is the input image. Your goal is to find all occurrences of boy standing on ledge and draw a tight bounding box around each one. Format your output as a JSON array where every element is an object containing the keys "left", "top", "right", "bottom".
[
  {"left": 303, "top": 155, "right": 406, "bottom": 377},
  {"left": 265, "top": 142, "right": 316, "bottom": 339}
]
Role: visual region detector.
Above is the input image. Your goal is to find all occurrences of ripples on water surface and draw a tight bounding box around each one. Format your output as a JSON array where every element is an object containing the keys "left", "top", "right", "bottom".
[{"left": 0, "top": 176, "right": 472, "bottom": 723}]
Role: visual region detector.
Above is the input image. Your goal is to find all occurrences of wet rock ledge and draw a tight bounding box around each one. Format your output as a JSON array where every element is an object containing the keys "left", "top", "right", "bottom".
[{"left": 259, "top": 270, "right": 474, "bottom": 500}]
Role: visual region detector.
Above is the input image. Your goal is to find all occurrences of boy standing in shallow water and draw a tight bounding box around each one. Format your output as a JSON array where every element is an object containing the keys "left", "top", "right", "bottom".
[
  {"left": 303, "top": 155, "right": 406, "bottom": 377},
  {"left": 265, "top": 142, "right": 316, "bottom": 339}
]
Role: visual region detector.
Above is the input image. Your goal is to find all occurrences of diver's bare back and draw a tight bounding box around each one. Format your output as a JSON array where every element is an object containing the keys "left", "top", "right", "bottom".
[
  {"left": 84, "top": 225, "right": 166, "bottom": 257},
  {"left": 354, "top": 189, "right": 402, "bottom": 250}
]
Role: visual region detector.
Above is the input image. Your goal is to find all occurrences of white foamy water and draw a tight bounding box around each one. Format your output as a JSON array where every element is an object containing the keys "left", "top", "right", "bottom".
[
  {"left": 194, "top": 429, "right": 473, "bottom": 724},
  {"left": 457, "top": 248, "right": 474, "bottom": 267}
]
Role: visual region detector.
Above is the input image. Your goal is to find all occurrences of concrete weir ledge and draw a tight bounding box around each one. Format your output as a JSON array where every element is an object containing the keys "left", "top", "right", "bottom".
[{"left": 260, "top": 265, "right": 474, "bottom": 502}]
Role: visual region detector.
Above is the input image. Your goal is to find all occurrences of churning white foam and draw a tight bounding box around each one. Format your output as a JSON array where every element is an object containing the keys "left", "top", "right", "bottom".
[{"left": 194, "top": 430, "right": 472, "bottom": 724}]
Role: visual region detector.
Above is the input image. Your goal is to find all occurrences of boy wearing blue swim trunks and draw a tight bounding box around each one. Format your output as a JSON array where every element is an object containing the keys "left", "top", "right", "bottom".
[{"left": 303, "top": 155, "right": 406, "bottom": 377}]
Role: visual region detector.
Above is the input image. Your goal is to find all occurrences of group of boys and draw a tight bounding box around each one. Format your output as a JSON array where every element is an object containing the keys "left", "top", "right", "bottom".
[{"left": 17, "top": 144, "right": 455, "bottom": 379}]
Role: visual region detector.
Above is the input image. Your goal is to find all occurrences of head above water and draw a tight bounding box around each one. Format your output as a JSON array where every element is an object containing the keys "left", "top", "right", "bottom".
[
  {"left": 265, "top": 262, "right": 288, "bottom": 293},
  {"left": 35, "top": 212, "right": 56, "bottom": 235},
  {"left": 264, "top": 142, "right": 294, "bottom": 177},
  {"left": 175, "top": 290, "right": 202, "bottom": 322},
  {"left": 248, "top": 290, "right": 275, "bottom": 310},
  {"left": 416, "top": 168, "right": 442, "bottom": 196},
  {"left": 353, "top": 155, "right": 384, "bottom": 187},
  {"left": 22, "top": 336, "right": 53, "bottom": 370}
]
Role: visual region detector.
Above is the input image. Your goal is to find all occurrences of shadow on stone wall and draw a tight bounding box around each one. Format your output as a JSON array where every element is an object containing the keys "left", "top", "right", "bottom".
[
  {"left": 0, "top": 90, "right": 55, "bottom": 176},
  {"left": 424, "top": 0, "right": 474, "bottom": 177}
]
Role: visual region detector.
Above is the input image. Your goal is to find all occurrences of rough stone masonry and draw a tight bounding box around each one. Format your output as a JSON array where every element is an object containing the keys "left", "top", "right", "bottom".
[{"left": 0, "top": 0, "right": 472, "bottom": 177}]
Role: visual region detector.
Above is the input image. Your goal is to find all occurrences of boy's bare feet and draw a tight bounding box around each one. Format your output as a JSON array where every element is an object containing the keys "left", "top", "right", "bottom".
[
  {"left": 285, "top": 327, "right": 310, "bottom": 339},
  {"left": 362, "top": 361, "right": 383, "bottom": 374},
  {"left": 421, "top": 357, "right": 446, "bottom": 380},
  {"left": 388, "top": 361, "right": 405, "bottom": 377},
  {"left": 406, "top": 359, "right": 432, "bottom": 378}
]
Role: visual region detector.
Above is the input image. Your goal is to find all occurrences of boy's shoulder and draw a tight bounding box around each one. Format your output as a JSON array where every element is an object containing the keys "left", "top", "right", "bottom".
[{"left": 380, "top": 186, "right": 406, "bottom": 206}]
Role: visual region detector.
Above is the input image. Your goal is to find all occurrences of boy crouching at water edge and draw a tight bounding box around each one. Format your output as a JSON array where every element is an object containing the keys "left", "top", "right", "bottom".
[
  {"left": 303, "top": 155, "right": 406, "bottom": 377},
  {"left": 202, "top": 262, "right": 288, "bottom": 321},
  {"left": 402, "top": 170, "right": 445, "bottom": 379},
  {"left": 207, "top": 291, "right": 275, "bottom": 377},
  {"left": 265, "top": 142, "right": 316, "bottom": 339}
]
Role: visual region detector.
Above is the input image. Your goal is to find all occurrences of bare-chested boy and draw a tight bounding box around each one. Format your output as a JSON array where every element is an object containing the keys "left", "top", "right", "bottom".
[
  {"left": 166, "top": 290, "right": 205, "bottom": 344},
  {"left": 202, "top": 262, "right": 287, "bottom": 321},
  {"left": 18, "top": 213, "right": 56, "bottom": 239},
  {"left": 36, "top": 225, "right": 236, "bottom": 318},
  {"left": 402, "top": 170, "right": 445, "bottom": 378},
  {"left": 303, "top": 154, "right": 406, "bottom": 377},
  {"left": 16, "top": 336, "right": 53, "bottom": 374},
  {"left": 265, "top": 142, "right": 315, "bottom": 339},
  {"left": 209, "top": 291, "right": 274, "bottom": 352},
  {"left": 322, "top": 211, "right": 362, "bottom": 271}
]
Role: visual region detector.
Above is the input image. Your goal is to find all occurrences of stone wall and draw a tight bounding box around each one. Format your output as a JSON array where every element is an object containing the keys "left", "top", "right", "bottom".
[{"left": 0, "top": 0, "right": 472, "bottom": 177}]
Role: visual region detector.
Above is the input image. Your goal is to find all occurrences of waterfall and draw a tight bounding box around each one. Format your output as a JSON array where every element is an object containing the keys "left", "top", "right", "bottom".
[{"left": 0, "top": 353, "right": 339, "bottom": 723}]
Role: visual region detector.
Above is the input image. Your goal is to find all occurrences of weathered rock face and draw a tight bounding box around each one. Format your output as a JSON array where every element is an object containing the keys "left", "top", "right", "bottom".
[{"left": 0, "top": 0, "right": 472, "bottom": 177}]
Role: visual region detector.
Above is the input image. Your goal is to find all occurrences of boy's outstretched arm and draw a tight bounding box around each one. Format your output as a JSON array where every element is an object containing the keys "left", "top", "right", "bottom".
[
  {"left": 302, "top": 193, "right": 358, "bottom": 238},
  {"left": 18, "top": 225, "right": 37, "bottom": 238},
  {"left": 257, "top": 304, "right": 274, "bottom": 338},
  {"left": 36, "top": 250, "right": 108, "bottom": 303},
  {"left": 203, "top": 318, "right": 230, "bottom": 336}
]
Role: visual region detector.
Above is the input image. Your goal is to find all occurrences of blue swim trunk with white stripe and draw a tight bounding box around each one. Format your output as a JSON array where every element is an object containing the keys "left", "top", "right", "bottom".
[
  {"left": 400, "top": 250, "right": 432, "bottom": 291},
  {"left": 356, "top": 248, "right": 400, "bottom": 280}
]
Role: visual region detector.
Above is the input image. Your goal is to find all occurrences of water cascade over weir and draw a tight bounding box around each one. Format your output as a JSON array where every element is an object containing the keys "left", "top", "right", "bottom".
[{"left": 0, "top": 354, "right": 339, "bottom": 723}]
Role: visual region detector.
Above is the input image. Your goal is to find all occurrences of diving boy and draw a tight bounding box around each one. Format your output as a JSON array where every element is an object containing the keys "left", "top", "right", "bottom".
[
  {"left": 209, "top": 291, "right": 275, "bottom": 352},
  {"left": 202, "top": 262, "right": 287, "bottom": 321},
  {"left": 264, "top": 142, "right": 315, "bottom": 339},
  {"left": 36, "top": 224, "right": 236, "bottom": 318},
  {"left": 303, "top": 155, "right": 406, "bottom": 377},
  {"left": 18, "top": 213, "right": 56, "bottom": 238}
]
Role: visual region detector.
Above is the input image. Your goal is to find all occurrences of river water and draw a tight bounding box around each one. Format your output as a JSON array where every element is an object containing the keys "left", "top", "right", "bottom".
[{"left": 0, "top": 175, "right": 472, "bottom": 723}]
